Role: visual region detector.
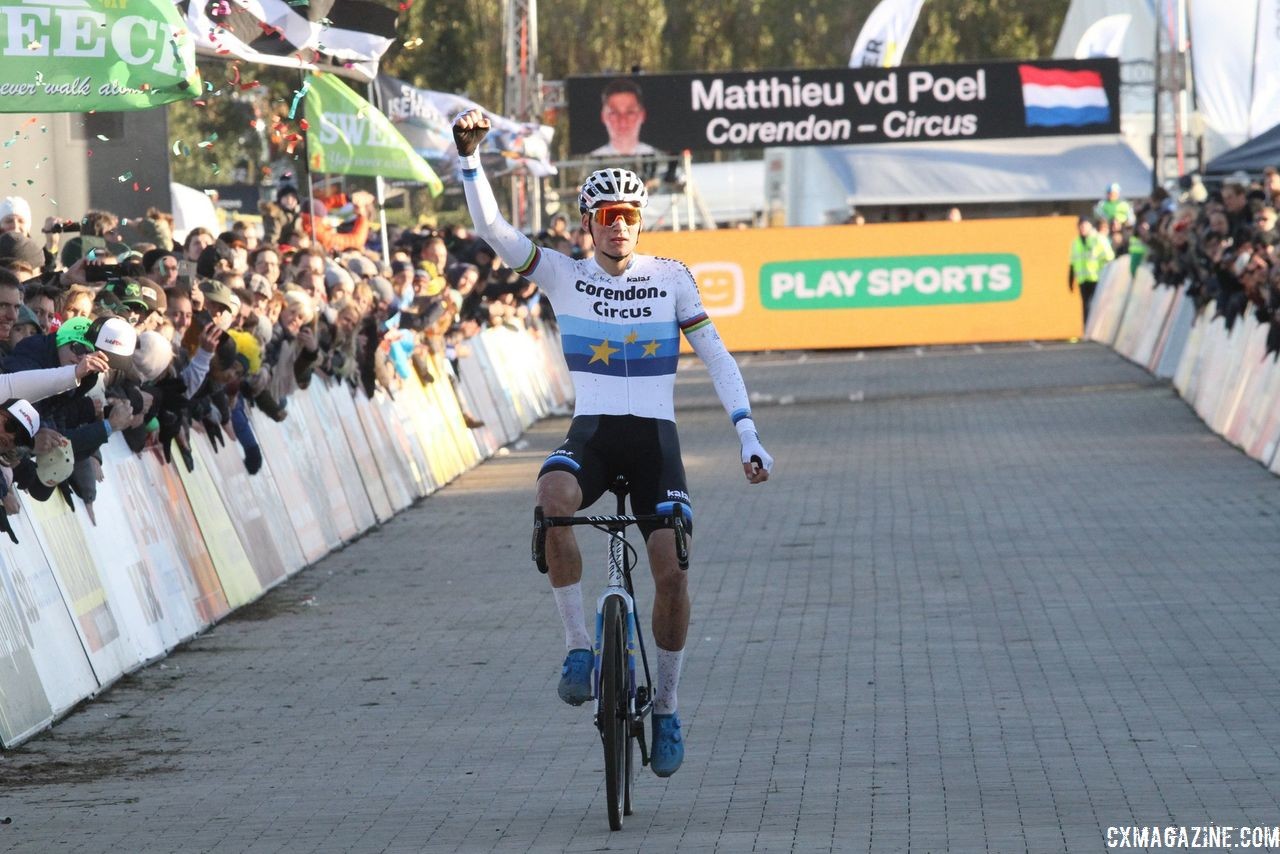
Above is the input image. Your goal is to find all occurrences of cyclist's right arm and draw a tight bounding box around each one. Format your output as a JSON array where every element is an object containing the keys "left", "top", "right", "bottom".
[{"left": 455, "top": 113, "right": 572, "bottom": 295}]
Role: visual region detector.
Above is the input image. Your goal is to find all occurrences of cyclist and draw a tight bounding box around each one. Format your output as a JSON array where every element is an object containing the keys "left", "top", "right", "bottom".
[{"left": 453, "top": 110, "right": 773, "bottom": 777}]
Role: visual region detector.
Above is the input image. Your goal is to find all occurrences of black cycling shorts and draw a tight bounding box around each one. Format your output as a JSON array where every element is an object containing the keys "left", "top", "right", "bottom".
[{"left": 539, "top": 414, "right": 692, "bottom": 539}]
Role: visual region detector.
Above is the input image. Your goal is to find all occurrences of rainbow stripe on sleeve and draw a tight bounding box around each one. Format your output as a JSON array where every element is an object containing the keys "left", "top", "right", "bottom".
[
  {"left": 516, "top": 244, "right": 541, "bottom": 276},
  {"left": 679, "top": 312, "right": 711, "bottom": 335}
]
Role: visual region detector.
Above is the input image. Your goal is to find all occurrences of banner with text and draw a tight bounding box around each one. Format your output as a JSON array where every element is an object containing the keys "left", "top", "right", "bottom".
[
  {"left": 0, "top": 0, "right": 201, "bottom": 113},
  {"left": 567, "top": 59, "right": 1120, "bottom": 154},
  {"left": 640, "top": 217, "right": 1081, "bottom": 351},
  {"left": 306, "top": 73, "right": 443, "bottom": 195},
  {"left": 374, "top": 75, "right": 556, "bottom": 178}
]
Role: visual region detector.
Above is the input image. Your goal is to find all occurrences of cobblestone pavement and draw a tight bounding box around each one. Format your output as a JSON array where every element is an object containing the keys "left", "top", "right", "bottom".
[{"left": 3, "top": 342, "right": 1280, "bottom": 853}]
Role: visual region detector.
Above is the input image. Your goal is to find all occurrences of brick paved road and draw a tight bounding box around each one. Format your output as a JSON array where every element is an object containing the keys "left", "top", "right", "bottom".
[{"left": 3, "top": 343, "right": 1280, "bottom": 853}]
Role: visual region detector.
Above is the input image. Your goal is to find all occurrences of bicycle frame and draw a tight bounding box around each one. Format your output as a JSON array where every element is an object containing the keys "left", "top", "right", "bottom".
[
  {"left": 532, "top": 479, "right": 690, "bottom": 763},
  {"left": 594, "top": 495, "right": 647, "bottom": 732}
]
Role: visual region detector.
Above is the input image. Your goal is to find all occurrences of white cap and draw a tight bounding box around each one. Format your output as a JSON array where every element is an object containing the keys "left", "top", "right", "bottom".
[
  {"left": 90, "top": 316, "right": 138, "bottom": 370},
  {"left": 5, "top": 399, "right": 38, "bottom": 444},
  {"left": 35, "top": 435, "right": 73, "bottom": 486}
]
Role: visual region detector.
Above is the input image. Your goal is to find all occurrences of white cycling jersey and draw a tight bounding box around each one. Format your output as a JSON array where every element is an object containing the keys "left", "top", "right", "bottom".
[{"left": 460, "top": 153, "right": 753, "bottom": 429}]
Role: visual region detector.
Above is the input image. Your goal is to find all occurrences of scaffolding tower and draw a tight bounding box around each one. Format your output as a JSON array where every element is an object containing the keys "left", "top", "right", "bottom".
[{"left": 503, "top": 0, "right": 542, "bottom": 233}]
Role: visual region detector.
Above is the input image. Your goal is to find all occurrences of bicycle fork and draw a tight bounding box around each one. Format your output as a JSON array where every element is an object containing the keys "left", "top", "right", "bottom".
[{"left": 593, "top": 528, "right": 652, "bottom": 765}]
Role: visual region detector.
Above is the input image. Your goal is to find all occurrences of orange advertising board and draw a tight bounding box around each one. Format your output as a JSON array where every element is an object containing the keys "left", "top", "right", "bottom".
[{"left": 640, "top": 217, "right": 1082, "bottom": 351}]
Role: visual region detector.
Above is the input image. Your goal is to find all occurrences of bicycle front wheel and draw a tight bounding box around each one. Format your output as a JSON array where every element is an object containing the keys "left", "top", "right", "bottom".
[{"left": 600, "top": 594, "right": 629, "bottom": 831}]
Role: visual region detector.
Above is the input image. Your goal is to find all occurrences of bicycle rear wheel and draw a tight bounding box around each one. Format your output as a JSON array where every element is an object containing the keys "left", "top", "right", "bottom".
[{"left": 600, "top": 594, "right": 629, "bottom": 831}]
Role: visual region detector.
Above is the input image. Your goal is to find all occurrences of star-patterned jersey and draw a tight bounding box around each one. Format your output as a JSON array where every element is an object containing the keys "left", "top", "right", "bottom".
[
  {"left": 461, "top": 154, "right": 751, "bottom": 426},
  {"left": 510, "top": 245, "right": 707, "bottom": 421}
]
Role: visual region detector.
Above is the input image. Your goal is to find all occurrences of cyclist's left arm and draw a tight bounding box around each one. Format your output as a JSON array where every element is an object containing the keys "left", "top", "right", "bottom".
[{"left": 674, "top": 264, "right": 772, "bottom": 483}]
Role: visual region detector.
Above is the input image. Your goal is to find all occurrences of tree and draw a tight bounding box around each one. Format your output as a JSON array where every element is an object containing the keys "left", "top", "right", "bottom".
[{"left": 909, "top": 0, "right": 1067, "bottom": 64}]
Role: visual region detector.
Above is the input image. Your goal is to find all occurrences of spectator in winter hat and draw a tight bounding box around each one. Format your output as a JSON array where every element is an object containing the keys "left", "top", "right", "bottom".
[
  {"left": 0, "top": 197, "right": 32, "bottom": 237},
  {"left": 132, "top": 330, "right": 174, "bottom": 382},
  {"left": 343, "top": 253, "right": 378, "bottom": 281},
  {"left": 196, "top": 240, "right": 236, "bottom": 279},
  {"left": 142, "top": 248, "right": 180, "bottom": 289},
  {"left": 277, "top": 184, "right": 300, "bottom": 212},
  {"left": 368, "top": 275, "right": 395, "bottom": 309},
  {"left": 9, "top": 305, "right": 41, "bottom": 348},
  {"left": 0, "top": 232, "right": 44, "bottom": 274},
  {"left": 325, "top": 263, "right": 355, "bottom": 304}
]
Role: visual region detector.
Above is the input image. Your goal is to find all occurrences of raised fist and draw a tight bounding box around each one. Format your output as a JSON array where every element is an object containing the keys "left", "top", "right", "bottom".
[{"left": 452, "top": 109, "right": 490, "bottom": 157}]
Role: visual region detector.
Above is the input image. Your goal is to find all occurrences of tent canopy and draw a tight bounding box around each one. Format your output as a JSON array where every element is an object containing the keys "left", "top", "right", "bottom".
[
  {"left": 823, "top": 135, "right": 1152, "bottom": 205},
  {"left": 643, "top": 161, "right": 766, "bottom": 227},
  {"left": 1204, "top": 123, "right": 1280, "bottom": 175},
  {"left": 769, "top": 135, "right": 1152, "bottom": 225}
]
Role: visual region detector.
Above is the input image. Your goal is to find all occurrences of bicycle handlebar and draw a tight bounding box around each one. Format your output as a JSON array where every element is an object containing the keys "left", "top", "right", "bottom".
[{"left": 532, "top": 508, "right": 689, "bottom": 573}]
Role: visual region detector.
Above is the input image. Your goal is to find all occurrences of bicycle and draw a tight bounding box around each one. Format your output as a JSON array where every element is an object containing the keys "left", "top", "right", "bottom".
[{"left": 532, "top": 476, "right": 689, "bottom": 831}]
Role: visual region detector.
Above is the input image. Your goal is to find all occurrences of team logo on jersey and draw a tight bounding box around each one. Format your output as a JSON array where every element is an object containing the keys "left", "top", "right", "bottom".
[{"left": 574, "top": 280, "right": 666, "bottom": 300}]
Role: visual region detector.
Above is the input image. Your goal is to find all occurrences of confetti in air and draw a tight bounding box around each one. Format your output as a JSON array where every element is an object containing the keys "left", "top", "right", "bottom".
[{"left": 288, "top": 81, "right": 310, "bottom": 119}]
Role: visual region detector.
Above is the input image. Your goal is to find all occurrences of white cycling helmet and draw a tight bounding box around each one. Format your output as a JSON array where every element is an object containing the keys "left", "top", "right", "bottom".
[{"left": 578, "top": 168, "right": 648, "bottom": 214}]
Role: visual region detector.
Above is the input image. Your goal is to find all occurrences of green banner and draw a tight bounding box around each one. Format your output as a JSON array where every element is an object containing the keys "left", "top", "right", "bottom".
[
  {"left": 306, "top": 73, "right": 443, "bottom": 195},
  {"left": 0, "top": 0, "right": 200, "bottom": 113},
  {"left": 760, "top": 253, "right": 1023, "bottom": 310}
]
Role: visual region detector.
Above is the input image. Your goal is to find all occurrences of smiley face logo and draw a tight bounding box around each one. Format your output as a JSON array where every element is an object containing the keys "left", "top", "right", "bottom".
[{"left": 691, "top": 262, "right": 744, "bottom": 317}]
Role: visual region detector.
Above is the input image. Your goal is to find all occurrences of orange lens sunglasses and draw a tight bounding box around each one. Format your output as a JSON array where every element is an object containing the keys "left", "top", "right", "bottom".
[{"left": 591, "top": 205, "right": 642, "bottom": 227}]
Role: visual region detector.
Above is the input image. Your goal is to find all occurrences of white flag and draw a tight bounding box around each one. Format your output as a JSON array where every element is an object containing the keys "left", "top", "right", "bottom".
[
  {"left": 1189, "top": 0, "right": 1252, "bottom": 146},
  {"left": 848, "top": 0, "right": 926, "bottom": 68},
  {"left": 1250, "top": 0, "right": 1280, "bottom": 138},
  {"left": 1073, "top": 13, "right": 1132, "bottom": 59}
]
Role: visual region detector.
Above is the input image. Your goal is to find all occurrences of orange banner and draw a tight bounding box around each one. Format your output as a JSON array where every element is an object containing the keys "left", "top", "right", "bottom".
[{"left": 641, "top": 217, "right": 1082, "bottom": 351}]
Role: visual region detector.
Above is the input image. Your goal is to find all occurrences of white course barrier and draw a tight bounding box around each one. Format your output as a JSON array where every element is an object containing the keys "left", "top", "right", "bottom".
[
  {"left": 0, "top": 329, "right": 571, "bottom": 747},
  {"left": 1093, "top": 258, "right": 1280, "bottom": 475}
]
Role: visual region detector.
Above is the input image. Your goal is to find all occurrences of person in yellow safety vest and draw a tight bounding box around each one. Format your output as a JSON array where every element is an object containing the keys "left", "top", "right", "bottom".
[
  {"left": 1069, "top": 216, "right": 1115, "bottom": 326},
  {"left": 1093, "top": 183, "right": 1135, "bottom": 226}
]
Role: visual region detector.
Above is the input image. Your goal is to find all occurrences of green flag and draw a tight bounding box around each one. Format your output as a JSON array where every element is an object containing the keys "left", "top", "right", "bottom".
[
  {"left": 0, "top": 0, "right": 200, "bottom": 113},
  {"left": 306, "top": 73, "right": 443, "bottom": 196}
]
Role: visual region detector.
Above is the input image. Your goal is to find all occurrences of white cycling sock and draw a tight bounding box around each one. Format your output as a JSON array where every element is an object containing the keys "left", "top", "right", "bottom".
[
  {"left": 654, "top": 646, "right": 684, "bottom": 715},
  {"left": 552, "top": 583, "right": 593, "bottom": 651}
]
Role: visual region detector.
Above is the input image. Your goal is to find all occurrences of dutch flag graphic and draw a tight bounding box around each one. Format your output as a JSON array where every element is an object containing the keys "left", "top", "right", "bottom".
[{"left": 1018, "top": 65, "right": 1112, "bottom": 128}]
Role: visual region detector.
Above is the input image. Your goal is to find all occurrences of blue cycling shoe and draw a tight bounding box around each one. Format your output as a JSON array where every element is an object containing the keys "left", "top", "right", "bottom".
[
  {"left": 650, "top": 713, "right": 684, "bottom": 777},
  {"left": 558, "top": 649, "right": 594, "bottom": 706}
]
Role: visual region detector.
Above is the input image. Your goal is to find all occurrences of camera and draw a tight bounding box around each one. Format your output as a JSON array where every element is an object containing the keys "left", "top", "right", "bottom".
[
  {"left": 45, "top": 220, "right": 80, "bottom": 234},
  {"left": 85, "top": 264, "right": 123, "bottom": 282}
]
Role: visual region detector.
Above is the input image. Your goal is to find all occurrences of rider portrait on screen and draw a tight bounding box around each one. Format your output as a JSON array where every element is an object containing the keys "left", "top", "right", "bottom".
[
  {"left": 589, "top": 78, "right": 661, "bottom": 157},
  {"left": 454, "top": 108, "right": 772, "bottom": 778}
]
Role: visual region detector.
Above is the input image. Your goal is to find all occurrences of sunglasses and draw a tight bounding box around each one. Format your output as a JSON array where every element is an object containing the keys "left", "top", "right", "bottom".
[{"left": 591, "top": 205, "right": 642, "bottom": 227}]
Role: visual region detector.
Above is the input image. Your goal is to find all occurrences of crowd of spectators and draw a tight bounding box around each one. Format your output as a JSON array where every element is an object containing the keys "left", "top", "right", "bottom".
[
  {"left": 0, "top": 182, "right": 574, "bottom": 540},
  {"left": 1122, "top": 167, "right": 1280, "bottom": 349}
]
